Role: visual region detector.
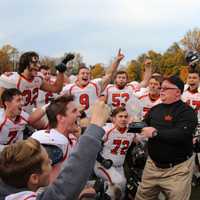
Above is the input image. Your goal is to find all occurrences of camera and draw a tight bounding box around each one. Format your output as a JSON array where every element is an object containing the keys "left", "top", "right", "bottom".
[
  {"left": 185, "top": 50, "right": 200, "bottom": 69},
  {"left": 131, "top": 140, "right": 147, "bottom": 169},
  {"left": 127, "top": 122, "right": 147, "bottom": 133},
  {"left": 126, "top": 170, "right": 140, "bottom": 197}
]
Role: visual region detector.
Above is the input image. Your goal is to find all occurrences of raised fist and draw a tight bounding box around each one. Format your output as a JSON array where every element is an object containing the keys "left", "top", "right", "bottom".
[
  {"left": 55, "top": 63, "right": 67, "bottom": 73},
  {"left": 62, "top": 53, "right": 75, "bottom": 64},
  {"left": 144, "top": 59, "right": 152, "bottom": 66}
]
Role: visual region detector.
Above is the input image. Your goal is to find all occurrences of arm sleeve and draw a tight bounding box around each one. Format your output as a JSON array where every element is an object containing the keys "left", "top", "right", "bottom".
[
  {"left": 37, "top": 124, "right": 105, "bottom": 200},
  {"left": 0, "top": 73, "right": 18, "bottom": 88},
  {"left": 60, "top": 83, "right": 72, "bottom": 96},
  {"left": 92, "top": 78, "right": 102, "bottom": 96}
]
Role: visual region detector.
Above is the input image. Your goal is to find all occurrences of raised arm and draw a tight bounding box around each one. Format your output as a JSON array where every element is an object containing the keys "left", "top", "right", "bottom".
[
  {"left": 28, "top": 105, "right": 48, "bottom": 129},
  {"left": 140, "top": 59, "right": 153, "bottom": 88},
  {"left": 100, "top": 49, "right": 125, "bottom": 92},
  {"left": 37, "top": 100, "right": 110, "bottom": 200},
  {"left": 41, "top": 54, "right": 74, "bottom": 93}
]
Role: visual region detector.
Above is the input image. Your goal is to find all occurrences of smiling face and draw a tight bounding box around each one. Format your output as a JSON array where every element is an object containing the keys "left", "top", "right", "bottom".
[
  {"left": 77, "top": 68, "right": 90, "bottom": 87},
  {"left": 28, "top": 56, "right": 41, "bottom": 78},
  {"left": 160, "top": 80, "right": 181, "bottom": 104},
  {"left": 58, "top": 101, "right": 81, "bottom": 134},
  {"left": 5, "top": 94, "right": 22, "bottom": 117},
  {"left": 187, "top": 72, "right": 200, "bottom": 90}
]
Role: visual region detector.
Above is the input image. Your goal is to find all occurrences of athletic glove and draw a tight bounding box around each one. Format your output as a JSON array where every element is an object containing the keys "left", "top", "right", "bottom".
[{"left": 55, "top": 53, "right": 75, "bottom": 73}]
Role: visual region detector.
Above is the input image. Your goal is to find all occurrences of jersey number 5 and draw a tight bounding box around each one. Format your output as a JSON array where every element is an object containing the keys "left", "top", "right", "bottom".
[{"left": 112, "top": 93, "right": 129, "bottom": 107}]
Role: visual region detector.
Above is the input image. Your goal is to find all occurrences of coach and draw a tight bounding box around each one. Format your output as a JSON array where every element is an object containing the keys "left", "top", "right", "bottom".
[{"left": 135, "top": 75, "right": 198, "bottom": 200}]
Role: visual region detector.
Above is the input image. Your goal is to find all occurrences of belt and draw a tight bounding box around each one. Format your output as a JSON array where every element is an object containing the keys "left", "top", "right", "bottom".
[{"left": 153, "top": 154, "right": 192, "bottom": 169}]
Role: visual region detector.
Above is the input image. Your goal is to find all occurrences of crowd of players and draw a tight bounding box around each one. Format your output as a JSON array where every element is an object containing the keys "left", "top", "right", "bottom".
[{"left": 0, "top": 50, "right": 199, "bottom": 200}]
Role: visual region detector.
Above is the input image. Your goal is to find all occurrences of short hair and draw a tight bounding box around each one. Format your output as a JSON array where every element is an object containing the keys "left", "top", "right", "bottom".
[
  {"left": 114, "top": 70, "right": 128, "bottom": 80},
  {"left": 0, "top": 138, "right": 43, "bottom": 188},
  {"left": 164, "top": 75, "right": 184, "bottom": 94},
  {"left": 18, "top": 51, "right": 39, "bottom": 74},
  {"left": 77, "top": 66, "right": 89, "bottom": 74},
  {"left": 1, "top": 88, "right": 22, "bottom": 108},
  {"left": 46, "top": 95, "right": 74, "bottom": 128},
  {"left": 111, "top": 106, "right": 127, "bottom": 117},
  {"left": 39, "top": 65, "right": 50, "bottom": 71},
  {"left": 188, "top": 68, "right": 200, "bottom": 76},
  {"left": 150, "top": 75, "right": 163, "bottom": 86}
]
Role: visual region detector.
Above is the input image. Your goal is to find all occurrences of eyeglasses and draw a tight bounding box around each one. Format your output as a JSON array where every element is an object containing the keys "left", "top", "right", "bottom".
[
  {"left": 43, "top": 72, "right": 51, "bottom": 76},
  {"left": 160, "top": 87, "right": 178, "bottom": 91}
]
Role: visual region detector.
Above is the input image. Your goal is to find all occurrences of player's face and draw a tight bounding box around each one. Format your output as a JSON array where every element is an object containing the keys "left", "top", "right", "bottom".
[
  {"left": 187, "top": 73, "right": 200, "bottom": 89},
  {"left": 63, "top": 101, "right": 81, "bottom": 133},
  {"left": 40, "top": 69, "right": 51, "bottom": 82},
  {"left": 149, "top": 78, "right": 161, "bottom": 95},
  {"left": 115, "top": 74, "right": 128, "bottom": 89},
  {"left": 29, "top": 56, "right": 40, "bottom": 78},
  {"left": 7, "top": 95, "right": 22, "bottom": 116},
  {"left": 77, "top": 68, "right": 90, "bottom": 86},
  {"left": 113, "top": 111, "right": 129, "bottom": 129},
  {"left": 160, "top": 80, "right": 180, "bottom": 104},
  {"left": 35, "top": 147, "right": 52, "bottom": 188}
]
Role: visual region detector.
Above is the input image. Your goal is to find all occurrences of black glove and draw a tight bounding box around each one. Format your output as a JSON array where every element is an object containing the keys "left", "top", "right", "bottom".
[
  {"left": 62, "top": 53, "right": 75, "bottom": 64},
  {"left": 97, "top": 153, "right": 113, "bottom": 169},
  {"left": 101, "top": 159, "right": 113, "bottom": 169},
  {"left": 55, "top": 63, "right": 67, "bottom": 73},
  {"left": 55, "top": 53, "right": 75, "bottom": 73}
]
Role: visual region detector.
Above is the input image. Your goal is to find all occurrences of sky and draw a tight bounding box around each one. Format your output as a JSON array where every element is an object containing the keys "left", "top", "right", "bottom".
[{"left": 1, "top": 0, "right": 200, "bottom": 65}]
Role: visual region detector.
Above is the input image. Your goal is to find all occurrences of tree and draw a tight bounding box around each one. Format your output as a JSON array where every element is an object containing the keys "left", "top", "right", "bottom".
[
  {"left": 0, "top": 44, "right": 19, "bottom": 72},
  {"left": 137, "top": 50, "right": 162, "bottom": 73},
  {"left": 0, "top": 50, "right": 12, "bottom": 74},
  {"left": 126, "top": 60, "right": 141, "bottom": 82},
  {"left": 90, "top": 63, "right": 105, "bottom": 79},
  {"left": 180, "top": 66, "right": 188, "bottom": 82},
  {"left": 160, "top": 43, "right": 186, "bottom": 75},
  {"left": 181, "top": 28, "right": 200, "bottom": 52}
]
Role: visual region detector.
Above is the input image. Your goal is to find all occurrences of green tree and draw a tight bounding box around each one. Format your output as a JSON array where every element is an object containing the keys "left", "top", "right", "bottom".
[{"left": 126, "top": 60, "right": 141, "bottom": 82}]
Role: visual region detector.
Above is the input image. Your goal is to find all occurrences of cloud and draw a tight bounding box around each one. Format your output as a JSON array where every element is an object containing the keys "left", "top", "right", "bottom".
[{"left": 1, "top": 0, "right": 200, "bottom": 64}]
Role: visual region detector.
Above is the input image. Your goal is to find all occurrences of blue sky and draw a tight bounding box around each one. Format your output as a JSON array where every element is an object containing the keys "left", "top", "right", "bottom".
[{"left": 1, "top": 0, "right": 200, "bottom": 65}]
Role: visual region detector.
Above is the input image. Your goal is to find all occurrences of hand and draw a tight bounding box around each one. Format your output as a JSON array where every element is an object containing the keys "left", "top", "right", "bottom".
[
  {"left": 141, "top": 127, "right": 157, "bottom": 138},
  {"left": 62, "top": 53, "right": 75, "bottom": 64},
  {"left": 116, "top": 48, "right": 125, "bottom": 63},
  {"left": 55, "top": 63, "right": 67, "bottom": 73},
  {"left": 71, "top": 126, "right": 82, "bottom": 138},
  {"left": 144, "top": 59, "right": 152, "bottom": 66},
  {"left": 193, "top": 137, "right": 198, "bottom": 144},
  {"left": 90, "top": 100, "right": 110, "bottom": 127},
  {"left": 79, "top": 187, "right": 96, "bottom": 199}
]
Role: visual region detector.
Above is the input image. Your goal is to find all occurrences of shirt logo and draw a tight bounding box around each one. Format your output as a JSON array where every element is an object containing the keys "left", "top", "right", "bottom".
[{"left": 164, "top": 115, "right": 173, "bottom": 121}]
